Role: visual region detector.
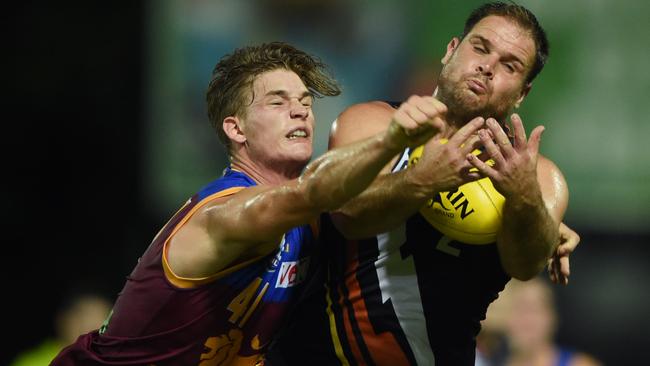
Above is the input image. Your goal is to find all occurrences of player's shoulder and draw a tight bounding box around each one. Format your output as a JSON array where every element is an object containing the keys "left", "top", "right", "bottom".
[
  {"left": 331, "top": 101, "right": 397, "bottom": 147},
  {"left": 536, "top": 154, "right": 569, "bottom": 206},
  {"left": 337, "top": 100, "right": 396, "bottom": 127},
  {"left": 537, "top": 154, "right": 564, "bottom": 179}
]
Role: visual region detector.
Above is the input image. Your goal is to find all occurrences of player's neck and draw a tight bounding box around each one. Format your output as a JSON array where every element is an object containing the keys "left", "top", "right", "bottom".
[
  {"left": 446, "top": 114, "right": 468, "bottom": 135},
  {"left": 230, "top": 153, "right": 303, "bottom": 186},
  {"left": 432, "top": 86, "right": 477, "bottom": 135}
]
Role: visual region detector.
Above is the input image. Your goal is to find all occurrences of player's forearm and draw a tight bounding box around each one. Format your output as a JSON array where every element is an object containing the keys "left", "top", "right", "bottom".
[
  {"left": 497, "top": 192, "right": 559, "bottom": 280},
  {"left": 300, "top": 128, "right": 405, "bottom": 213},
  {"left": 330, "top": 167, "right": 435, "bottom": 239}
]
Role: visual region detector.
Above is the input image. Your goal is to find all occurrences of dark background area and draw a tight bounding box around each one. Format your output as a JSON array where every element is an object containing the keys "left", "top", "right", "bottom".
[
  {"left": 5, "top": 3, "right": 149, "bottom": 364},
  {"left": 4, "top": 2, "right": 649, "bottom": 365}
]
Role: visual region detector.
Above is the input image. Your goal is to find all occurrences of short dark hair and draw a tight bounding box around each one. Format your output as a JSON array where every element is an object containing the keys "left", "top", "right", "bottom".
[
  {"left": 206, "top": 42, "right": 341, "bottom": 151},
  {"left": 462, "top": 2, "right": 549, "bottom": 84}
]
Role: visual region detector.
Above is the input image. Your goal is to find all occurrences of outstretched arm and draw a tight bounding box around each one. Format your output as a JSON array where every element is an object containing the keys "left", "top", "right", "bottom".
[
  {"left": 469, "top": 114, "right": 568, "bottom": 280},
  {"left": 168, "top": 97, "right": 445, "bottom": 277}
]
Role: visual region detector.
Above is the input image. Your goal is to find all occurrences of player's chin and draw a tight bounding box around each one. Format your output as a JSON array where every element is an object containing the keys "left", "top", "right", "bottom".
[{"left": 284, "top": 143, "right": 312, "bottom": 163}]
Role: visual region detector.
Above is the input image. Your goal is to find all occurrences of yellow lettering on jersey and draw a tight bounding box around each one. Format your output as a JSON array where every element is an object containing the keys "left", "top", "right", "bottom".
[
  {"left": 239, "top": 282, "right": 269, "bottom": 327},
  {"left": 200, "top": 329, "right": 243, "bottom": 366},
  {"left": 227, "top": 277, "right": 263, "bottom": 325},
  {"left": 251, "top": 334, "right": 262, "bottom": 350}
]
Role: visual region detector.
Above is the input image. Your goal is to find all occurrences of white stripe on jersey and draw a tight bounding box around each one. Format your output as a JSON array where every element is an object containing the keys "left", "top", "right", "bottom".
[{"left": 375, "top": 225, "right": 436, "bottom": 365}]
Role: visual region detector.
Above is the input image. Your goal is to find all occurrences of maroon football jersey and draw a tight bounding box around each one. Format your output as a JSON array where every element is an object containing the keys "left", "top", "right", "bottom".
[{"left": 52, "top": 168, "right": 316, "bottom": 365}]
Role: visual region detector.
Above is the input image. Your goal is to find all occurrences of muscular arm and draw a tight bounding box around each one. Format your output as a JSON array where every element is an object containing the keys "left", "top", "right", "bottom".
[
  {"left": 169, "top": 99, "right": 443, "bottom": 276},
  {"left": 497, "top": 157, "right": 568, "bottom": 280},
  {"left": 329, "top": 102, "right": 431, "bottom": 237},
  {"left": 470, "top": 115, "right": 569, "bottom": 280},
  {"left": 330, "top": 100, "right": 485, "bottom": 239},
  {"left": 214, "top": 129, "right": 408, "bottom": 244}
]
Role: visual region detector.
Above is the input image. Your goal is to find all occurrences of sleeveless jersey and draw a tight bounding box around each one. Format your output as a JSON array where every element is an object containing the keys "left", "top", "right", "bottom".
[
  {"left": 268, "top": 144, "right": 511, "bottom": 365},
  {"left": 52, "top": 168, "right": 316, "bottom": 366}
]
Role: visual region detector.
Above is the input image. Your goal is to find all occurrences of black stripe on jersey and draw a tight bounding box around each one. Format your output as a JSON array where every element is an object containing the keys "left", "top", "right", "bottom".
[
  {"left": 325, "top": 281, "right": 354, "bottom": 366},
  {"left": 323, "top": 216, "right": 361, "bottom": 366},
  {"left": 337, "top": 242, "right": 374, "bottom": 365}
]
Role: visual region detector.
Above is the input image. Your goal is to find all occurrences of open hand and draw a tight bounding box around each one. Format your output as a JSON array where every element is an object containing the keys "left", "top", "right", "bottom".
[
  {"left": 467, "top": 113, "right": 543, "bottom": 200},
  {"left": 407, "top": 115, "right": 487, "bottom": 193}
]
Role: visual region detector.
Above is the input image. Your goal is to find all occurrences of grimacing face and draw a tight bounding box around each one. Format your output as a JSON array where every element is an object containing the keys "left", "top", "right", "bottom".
[
  {"left": 236, "top": 68, "right": 315, "bottom": 170},
  {"left": 437, "top": 15, "right": 536, "bottom": 124}
]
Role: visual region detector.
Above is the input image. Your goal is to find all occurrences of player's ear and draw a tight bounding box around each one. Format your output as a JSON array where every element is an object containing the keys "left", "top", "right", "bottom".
[
  {"left": 223, "top": 116, "right": 246, "bottom": 144},
  {"left": 442, "top": 37, "right": 460, "bottom": 65},
  {"left": 515, "top": 83, "right": 532, "bottom": 109}
]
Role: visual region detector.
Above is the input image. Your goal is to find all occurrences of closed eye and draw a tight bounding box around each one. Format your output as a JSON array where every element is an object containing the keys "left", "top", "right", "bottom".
[
  {"left": 474, "top": 46, "right": 487, "bottom": 54},
  {"left": 300, "top": 96, "right": 313, "bottom": 107}
]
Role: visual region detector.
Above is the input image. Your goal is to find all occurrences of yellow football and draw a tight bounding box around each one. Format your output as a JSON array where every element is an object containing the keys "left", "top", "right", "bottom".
[{"left": 408, "top": 144, "right": 505, "bottom": 245}]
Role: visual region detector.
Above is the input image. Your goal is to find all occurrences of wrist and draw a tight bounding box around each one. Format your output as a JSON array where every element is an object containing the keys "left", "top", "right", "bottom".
[
  {"left": 404, "top": 166, "right": 437, "bottom": 200},
  {"left": 504, "top": 184, "right": 544, "bottom": 210},
  {"left": 382, "top": 120, "right": 409, "bottom": 153}
]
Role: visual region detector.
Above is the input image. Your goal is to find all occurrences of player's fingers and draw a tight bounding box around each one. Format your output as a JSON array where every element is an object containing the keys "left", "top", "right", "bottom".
[
  {"left": 486, "top": 118, "right": 515, "bottom": 158},
  {"left": 430, "top": 117, "right": 448, "bottom": 136},
  {"left": 418, "top": 95, "right": 448, "bottom": 117},
  {"left": 391, "top": 109, "right": 410, "bottom": 127},
  {"left": 528, "top": 125, "right": 545, "bottom": 155},
  {"left": 466, "top": 150, "right": 497, "bottom": 180},
  {"left": 477, "top": 128, "right": 506, "bottom": 167},
  {"left": 460, "top": 133, "right": 483, "bottom": 156},
  {"left": 562, "top": 234, "right": 580, "bottom": 252},
  {"left": 559, "top": 255, "right": 571, "bottom": 278},
  {"left": 556, "top": 244, "right": 573, "bottom": 256},
  {"left": 510, "top": 113, "right": 527, "bottom": 149},
  {"left": 449, "top": 116, "right": 485, "bottom": 146},
  {"left": 404, "top": 105, "right": 430, "bottom": 127},
  {"left": 474, "top": 150, "right": 491, "bottom": 163},
  {"left": 392, "top": 109, "right": 420, "bottom": 135},
  {"left": 553, "top": 255, "right": 568, "bottom": 285}
]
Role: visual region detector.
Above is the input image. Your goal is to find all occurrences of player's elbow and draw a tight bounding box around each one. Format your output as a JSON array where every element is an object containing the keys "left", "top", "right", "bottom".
[
  {"left": 509, "top": 268, "right": 539, "bottom": 281},
  {"left": 504, "top": 260, "right": 545, "bottom": 281},
  {"left": 329, "top": 212, "right": 366, "bottom": 239}
]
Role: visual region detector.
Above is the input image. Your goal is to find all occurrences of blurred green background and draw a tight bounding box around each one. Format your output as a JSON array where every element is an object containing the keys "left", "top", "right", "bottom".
[{"left": 145, "top": 0, "right": 650, "bottom": 233}]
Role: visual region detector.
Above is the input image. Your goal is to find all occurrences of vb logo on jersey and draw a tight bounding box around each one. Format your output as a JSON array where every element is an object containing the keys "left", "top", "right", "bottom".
[{"left": 275, "top": 257, "right": 310, "bottom": 288}]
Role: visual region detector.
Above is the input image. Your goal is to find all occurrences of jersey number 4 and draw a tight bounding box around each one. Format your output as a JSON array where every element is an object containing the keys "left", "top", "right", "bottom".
[{"left": 227, "top": 277, "right": 269, "bottom": 328}]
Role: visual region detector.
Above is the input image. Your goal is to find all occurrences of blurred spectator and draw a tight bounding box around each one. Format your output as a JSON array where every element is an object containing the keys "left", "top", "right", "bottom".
[
  {"left": 477, "top": 277, "right": 601, "bottom": 366},
  {"left": 10, "top": 291, "right": 111, "bottom": 366}
]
